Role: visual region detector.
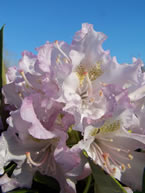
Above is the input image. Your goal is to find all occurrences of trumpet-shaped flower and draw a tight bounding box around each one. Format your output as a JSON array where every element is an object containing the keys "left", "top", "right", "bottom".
[
  {"left": 57, "top": 23, "right": 145, "bottom": 133},
  {"left": 1, "top": 23, "right": 145, "bottom": 193},
  {"left": 79, "top": 108, "right": 145, "bottom": 191},
  {"left": 0, "top": 94, "right": 82, "bottom": 193}
]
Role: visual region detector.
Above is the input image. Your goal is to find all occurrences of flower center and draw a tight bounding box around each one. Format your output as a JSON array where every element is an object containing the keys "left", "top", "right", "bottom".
[
  {"left": 89, "top": 121, "right": 134, "bottom": 177},
  {"left": 90, "top": 120, "right": 121, "bottom": 136},
  {"left": 76, "top": 63, "right": 103, "bottom": 105},
  {"left": 90, "top": 140, "right": 133, "bottom": 177},
  {"left": 76, "top": 62, "right": 103, "bottom": 83},
  {"left": 26, "top": 141, "right": 57, "bottom": 174}
]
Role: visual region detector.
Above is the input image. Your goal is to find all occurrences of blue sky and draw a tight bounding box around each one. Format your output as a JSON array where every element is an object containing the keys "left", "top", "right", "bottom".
[{"left": 0, "top": 0, "right": 145, "bottom": 65}]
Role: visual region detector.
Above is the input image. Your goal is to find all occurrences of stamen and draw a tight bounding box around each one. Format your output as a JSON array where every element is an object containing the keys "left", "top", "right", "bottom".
[
  {"left": 26, "top": 151, "right": 48, "bottom": 167},
  {"left": 63, "top": 58, "right": 69, "bottom": 63},
  {"left": 18, "top": 92, "right": 24, "bottom": 99},
  {"left": 102, "top": 153, "right": 114, "bottom": 174},
  {"left": 56, "top": 55, "right": 62, "bottom": 64},
  {"left": 121, "top": 164, "right": 126, "bottom": 172},
  {"left": 98, "top": 137, "right": 114, "bottom": 142},
  {"left": 93, "top": 142, "right": 104, "bottom": 155},
  {"left": 91, "top": 144, "right": 108, "bottom": 172},
  {"left": 86, "top": 73, "right": 93, "bottom": 97},
  {"left": 127, "top": 163, "right": 131, "bottom": 169},
  {"left": 100, "top": 82, "right": 108, "bottom": 87},
  {"left": 128, "top": 154, "right": 134, "bottom": 160},
  {"left": 19, "top": 70, "right": 33, "bottom": 88},
  {"left": 112, "top": 167, "right": 117, "bottom": 174},
  {"left": 99, "top": 90, "right": 103, "bottom": 97},
  {"left": 55, "top": 40, "right": 71, "bottom": 63},
  {"left": 102, "top": 143, "right": 130, "bottom": 154},
  {"left": 108, "top": 155, "right": 121, "bottom": 170},
  {"left": 88, "top": 63, "right": 103, "bottom": 81}
]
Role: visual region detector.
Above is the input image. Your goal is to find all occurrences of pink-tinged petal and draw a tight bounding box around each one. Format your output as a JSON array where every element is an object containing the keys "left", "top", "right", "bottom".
[
  {"left": 52, "top": 41, "right": 72, "bottom": 83},
  {"left": 20, "top": 97, "right": 56, "bottom": 139},
  {"left": 73, "top": 23, "right": 93, "bottom": 42},
  {"left": 42, "top": 80, "right": 59, "bottom": 98},
  {"left": 19, "top": 51, "right": 38, "bottom": 74},
  {"left": 122, "top": 129, "right": 145, "bottom": 146},
  {"left": 77, "top": 163, "right": 91, "bottom": 180},
  {"left": 2, "top": 83, "right": 22, "bottom": 107},
  {"left": 63, "top": 72, "right": 80, "bottom": 95},
  {"left": 100, "top": 56, "right": 144, "bottom": 88},
  {"left": 61, "top": 112, "right": 75, "bottom": 132},
  {"left": 0, "top": 173, "right": 11, "bottom": 185},
  {"left": 55, "top": 151, "right": 79, "bottom": 174},
  {"left": 0, "top": 163, "right": 35, "bottom": 193},
  {"left": 129, "top": 84, "right": 145, "bottom": 101},
  {"left": 12, "top": 163, "right": 35, "bottom": 189},
  {"left": 0, "top": 174, "right": 19, "bottom": 193},
  {"left": 36, "top": 42, "right": 53, "bottom": 73},
  {"left": 55, "top": 166, "right": 77, "bottom": 193},
  {"left": 54, "top": 144, "right": 81, "bottom": 174},
  {"left": 121, "top": 152, "right": 145, "bottom": 191},
  {"left": 72, "top": 23, "right": 108, "bottom": 66},
  {"left": 69, "top": 50, "right": 84, "bottom": 69},
  {"left": 10, "top": 110, "right": 31, "bottom": 141},
  {"left": 6, "top": 66, "right": 18, "bottom": 83}
]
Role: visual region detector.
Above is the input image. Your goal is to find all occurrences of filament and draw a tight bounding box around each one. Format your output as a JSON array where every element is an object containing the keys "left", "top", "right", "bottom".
[
  {"left": 55, "top": 40, "right": 71, "bottom": 63},
  {"left": 26, "top": 151, "right": 48, "bottom": 167},
  {"left": 19, "top": 70, "right": 33, "bottom": 88}
]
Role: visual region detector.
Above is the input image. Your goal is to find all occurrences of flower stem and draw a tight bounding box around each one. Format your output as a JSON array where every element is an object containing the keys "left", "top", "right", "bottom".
[{"left": 83, "top": 175, "right": 92, "bottom": 193}]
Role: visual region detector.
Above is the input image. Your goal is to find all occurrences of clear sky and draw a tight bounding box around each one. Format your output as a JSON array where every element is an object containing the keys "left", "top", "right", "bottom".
[{"left": 0, "top": 0, "right": 145, "bottom": 66}]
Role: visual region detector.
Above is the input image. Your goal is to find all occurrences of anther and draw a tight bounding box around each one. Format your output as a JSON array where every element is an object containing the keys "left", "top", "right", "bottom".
[
  {"left": 55, "top": 40, "right": 71, "bottom": 62},
  {"left": 18, "top": 92, "right": 24, "bottom": 99},
  {"left": 121, "top": 164, "right": 126, "bottom": 172},
  {"left": 99, "top": 90, "right": 103, "bottom": 97},
  {"left": 100, "top": 82, "right": 108, "bottom": 87},
  {"left": 112, "top": 167, "right": 117, "bottom": 174},
  {"left": 19, "top": 70, "right": 33, "bottom": 88},
  {"left": 102, "top": 153, "right": 109, "bottom": 161},
  {"left": 128, "top": 154, "right": 133, "bottom": 160},
  {"left": 127, "top": 163, "right": 131, "bottom": 169}
]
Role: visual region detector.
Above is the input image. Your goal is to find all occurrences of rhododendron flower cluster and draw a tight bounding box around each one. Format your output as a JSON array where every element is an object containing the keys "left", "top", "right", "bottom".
[{"left": 0, "top": 23, "right": 145, "bottom": 193}]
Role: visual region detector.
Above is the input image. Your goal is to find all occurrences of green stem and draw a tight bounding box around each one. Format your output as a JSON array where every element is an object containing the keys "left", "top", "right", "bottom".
[
  {"left": 0, "top": 25, "right": 5, "bottom": 90},
  {"left": 83, "top": 175, "right": 92, "bottom": 193}
]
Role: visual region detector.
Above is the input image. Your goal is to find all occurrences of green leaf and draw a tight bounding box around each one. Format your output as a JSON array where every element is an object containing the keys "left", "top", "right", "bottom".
[
  {"left": 33, "top": 171, "right": 60, "bottom": 191},
  {"left": 4, "top": 161, "right": 17, "bottom": 177},
  {"left": 83, "top": 175, "right": 92, "bottom": 193},
  {"left": 142, "top": 169, "right": 145, "bottom": 193},
  {"left": 135, "top": 169, "right": 145, "bottom": 193},
  {"left": 0, "top": 25, "right": 6, "bottom": 91},
  {"left": 8, "top": 189, "right": 37, "bottom": 193},
  {"left": 87, "top": 155, "right": 127, "bottom": 193}
]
